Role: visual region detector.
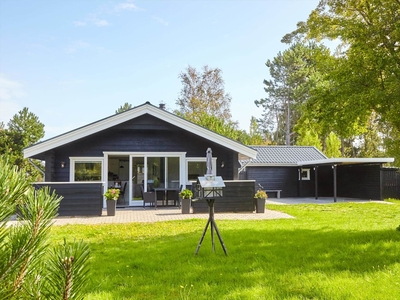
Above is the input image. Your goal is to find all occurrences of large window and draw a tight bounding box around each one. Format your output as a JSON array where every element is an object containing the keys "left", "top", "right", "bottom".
[
  {"left": 187, "top": 161, "right": 206, "bottom": 181},
  {"left": 70, "top": 158, "right": 103, "bottom": 182},
  {"left": 186, "top": 157, "right": 216, "bottom": 183}
]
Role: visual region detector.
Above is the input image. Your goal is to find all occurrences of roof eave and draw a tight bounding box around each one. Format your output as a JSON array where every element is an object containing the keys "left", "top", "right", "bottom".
[
  {"left": 298, "top": 158, "right": 395, "bottom": 166},
  {"left": 247, "top": 163, "right": 299, "bottom": 167},
  {"left": 24, "top": 103, "right": 257, "bottom": 159}
]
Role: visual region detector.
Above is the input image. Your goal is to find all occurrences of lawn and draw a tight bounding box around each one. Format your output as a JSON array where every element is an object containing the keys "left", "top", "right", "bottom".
[{"left": 50, "top": 200, "right": 400, "bottom": 299}]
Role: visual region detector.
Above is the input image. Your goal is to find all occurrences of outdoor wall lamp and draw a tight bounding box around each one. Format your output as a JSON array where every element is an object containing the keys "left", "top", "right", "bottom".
[
  {"left": 61, "top": 161, "right": 66, "bottom": 168},
  {"left": 221, "top": 161, "right": 225, "bottom": 168}
]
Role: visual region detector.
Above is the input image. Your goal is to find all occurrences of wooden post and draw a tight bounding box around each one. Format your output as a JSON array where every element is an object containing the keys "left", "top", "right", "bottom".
[
  {"left": 333, "top": 165, "right": 337, "bottom": 202},
  {"left": 314, "top": 166, "right": 318, "bottom": 199}
]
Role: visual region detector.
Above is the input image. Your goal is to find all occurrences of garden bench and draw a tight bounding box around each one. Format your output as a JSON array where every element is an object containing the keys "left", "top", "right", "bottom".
[{"left": 264, "top": 190, "right": 282, "bottom": 198}]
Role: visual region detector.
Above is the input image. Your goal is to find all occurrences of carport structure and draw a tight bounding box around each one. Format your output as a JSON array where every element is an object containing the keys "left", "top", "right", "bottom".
[{"left": 298, "top": 158, "right": 395, "bottom": 202}]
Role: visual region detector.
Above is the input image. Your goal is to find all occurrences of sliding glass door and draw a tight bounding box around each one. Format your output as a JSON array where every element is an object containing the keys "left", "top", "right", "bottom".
[
  {"left": 129, "top": 153, "right": 185, "bottom": 206},
  {"left": 146, "top": 157, "right": 180, "bottom": 189}
]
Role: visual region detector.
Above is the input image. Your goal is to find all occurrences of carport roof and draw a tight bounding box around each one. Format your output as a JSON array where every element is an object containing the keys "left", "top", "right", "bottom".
[
  {"left": 298, "top": 157, "right": 394, "bottom": 166},
  {"left": 246, "top": 146, "right": 327, "bottom": 166},
  {"left": 241, "top": 146, "right": 394, "bottom": 168}
]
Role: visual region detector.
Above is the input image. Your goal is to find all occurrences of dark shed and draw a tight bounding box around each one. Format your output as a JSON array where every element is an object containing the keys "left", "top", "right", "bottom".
[{"left": 240, "top": 146, "right": 394, "bottom": 201}]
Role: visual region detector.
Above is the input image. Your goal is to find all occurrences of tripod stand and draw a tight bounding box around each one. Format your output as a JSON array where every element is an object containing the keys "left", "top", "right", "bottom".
[{"left": 195, "top": 199, "right": 228, "bottom": 255}]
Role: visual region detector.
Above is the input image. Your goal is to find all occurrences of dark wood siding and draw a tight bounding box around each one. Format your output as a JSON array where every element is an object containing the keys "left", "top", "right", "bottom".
[
  {"left": 192, "top": 180, "right": 256, "bottom": 213},
  {"left": 245, "top": 166, "right": 299, "bottom": 198},
  {"left": 245, "top": 164, "right": 383, "bottom": 199},
  {"left": 382, "top": 168, "right": 400, "bottom": 199},
  {"left": 34, "top": 183, "right": 103, "bottom": 216},
  {"left": 47, "top": 114, "right": 239, "bottom": 181},
  {"left": 316, "top": 166, "right": 334, "bottom": 197},
  {"left": 337, "top": 164, "right": 381, "bottom": 199}
]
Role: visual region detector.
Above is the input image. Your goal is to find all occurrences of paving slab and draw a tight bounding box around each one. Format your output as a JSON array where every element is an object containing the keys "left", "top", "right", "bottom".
[{"left": 8, "top": 207, "right": 293, "bottom": 226}]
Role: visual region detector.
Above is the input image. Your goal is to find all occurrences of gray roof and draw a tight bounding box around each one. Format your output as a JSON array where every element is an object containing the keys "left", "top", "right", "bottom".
[{"left": 246, "top": 146, "right": 327, "bottom": 166}]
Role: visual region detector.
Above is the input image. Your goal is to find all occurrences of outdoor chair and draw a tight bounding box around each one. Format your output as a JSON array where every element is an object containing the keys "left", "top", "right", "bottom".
[
  {"left": 168, "top": 184, "right": 183, "bottom": 208},
  {"left": 118, "top": 182, "right": 127, "bottom": 201},
  {"left": 140, "top": 185, "right": 156, "bottom": 209}
]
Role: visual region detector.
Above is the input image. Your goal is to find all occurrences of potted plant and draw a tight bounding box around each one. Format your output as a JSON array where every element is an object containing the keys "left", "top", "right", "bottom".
[
  {"left": 254, "top": 190, "right": 268, "bottom": 213},
  {"left": 104, "top": 188, "right": 120, "bottom": 216},
  {"left": 179, "top": 189, "right": 193, "bottom": 214}
]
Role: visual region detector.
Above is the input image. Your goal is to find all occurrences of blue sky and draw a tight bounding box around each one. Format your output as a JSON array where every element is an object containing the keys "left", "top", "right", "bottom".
[{"left": 0, "top": 0, "right": 319, "bottom": 140}]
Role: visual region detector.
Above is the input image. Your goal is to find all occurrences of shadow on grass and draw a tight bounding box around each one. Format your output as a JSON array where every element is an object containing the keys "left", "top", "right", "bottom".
[{"left": 84, "top": 222, "right": 400, "bottom": 299}]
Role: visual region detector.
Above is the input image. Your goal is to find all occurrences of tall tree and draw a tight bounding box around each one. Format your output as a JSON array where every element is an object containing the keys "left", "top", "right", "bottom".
[
  {"left": 358, "top": 112, "right": 385, "bottom": 158},
  {"left": 1, "top": 108, "right": 45, "bottom": 179},
  {"left": 325, "top": 132, "right": 341, "bottom": 158},
  {"left": 176, "top": 65, "right": 233, "bottom": 123},
  {"left": 283, "top": 0, "right": 400, "bottom": 162},
  {"left": 255, "top": 42, "right": 330, "bottom": 145},
  {"left": 116, "top": 102, "right": 133, "bottom": 114},
  {"left": 296, "top": 130, "right": 323, "bottom": 151}
]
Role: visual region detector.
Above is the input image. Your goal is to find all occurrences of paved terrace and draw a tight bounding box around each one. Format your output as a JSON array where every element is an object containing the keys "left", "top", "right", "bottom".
[
  {"left": 8, "top": 197, "right": 387, "bottom": 226},
  {"left": 41, "top": 207, "right": 293, "bottom": 226}
]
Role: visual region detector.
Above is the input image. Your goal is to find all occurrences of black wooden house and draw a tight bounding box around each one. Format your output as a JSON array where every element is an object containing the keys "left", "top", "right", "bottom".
[{"left": 24, "top": 102, "right": 257, "bottom": 214}]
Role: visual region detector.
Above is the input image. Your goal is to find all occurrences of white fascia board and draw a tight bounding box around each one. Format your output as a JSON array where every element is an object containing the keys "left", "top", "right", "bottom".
[
  {"left": 151, "top": 107, "right": 257, "bottom": 159},
  {"left": 298, "top": 158, "right": 395, "bottom": 166},
  {"left": 247, "top": 163, "right": 299, "bottom": 167},
  {"left": 24, "top": 106, "right": 150, "bottom": 158},
  {"left": 24, "top": 104, "right": 257, "bottom": 159}
]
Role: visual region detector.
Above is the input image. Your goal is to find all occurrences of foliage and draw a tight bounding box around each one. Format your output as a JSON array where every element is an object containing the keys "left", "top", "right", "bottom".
[
  {"left": 104, "top": 188, "right": 120, "bottom": 200},
  {"left": 45, "top": 239, "right": 90, "bottom": 299},
  {"left": 175, "top": 65, "right": 266, "bottom": 145},
  {"left": 357, "top": 112, "right": 384, "bottom": 158},
  {"left": 284, "top": 0, "right": 400, "bottom": 161},
  {"left": 0, "top": 156, "right": 90, "bottom": 299},
  {"left": 385, "top": 127, "right": 400, "bottom": 167},
  {"left": 115, "top": 102, "right": 132, "bottom": 114},
  {"left": 254, "top": 190, "right": 268, "bottom": 199},
  {"left": 325, "top": 132, "right": 341, "bottom": 158},
  {"left": 49, "top": 201, "right": 400, "bottom": 299},
  {"left": 296, "top": 127, "right": 323, "bottom": 151},
  {"left": 0, "top": 107, "right": 45, "bottom": 180},
  {"left": 176, "top": 65, "right": 233, "bottom": 122},
  {"left": 255, "top": 42, "right": 330, "bottom": 145},
  {"left": 179, "top": 189, "right": 193, "bottom": 199}
]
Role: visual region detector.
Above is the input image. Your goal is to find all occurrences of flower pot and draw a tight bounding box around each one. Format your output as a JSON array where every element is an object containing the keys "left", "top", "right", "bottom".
[
  {"left": 255, "top": 198, "right": 266, "bottom": 213},
  {"left": 181, "top": 198, "right": 191, "bottom": 214},
  {"left": 106, "top": 200, "right": 116, "bottom": 216}
]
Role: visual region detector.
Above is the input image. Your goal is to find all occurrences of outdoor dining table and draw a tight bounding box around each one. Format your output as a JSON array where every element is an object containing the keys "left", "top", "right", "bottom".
[{"left": 153, "top": 187, "right": 180, "bottom": 206}]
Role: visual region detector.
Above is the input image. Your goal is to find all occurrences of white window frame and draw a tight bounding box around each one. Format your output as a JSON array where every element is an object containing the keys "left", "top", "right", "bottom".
[
  {"left": 69, "top": 157, "right": 104, "bottom": 182},
  {"left": 299, "top": 168, "right": 310, "bottom": 181},
  {"left": 186, "top": 157, "right": 217, "bottom": 184},
  {"left": 104, "top": 151, "right": 187, "bottom": 207}
]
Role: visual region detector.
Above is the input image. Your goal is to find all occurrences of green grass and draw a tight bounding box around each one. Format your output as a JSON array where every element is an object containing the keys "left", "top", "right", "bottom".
[{"left": 50, "top": 200, "right": 400, "bottom": 299}]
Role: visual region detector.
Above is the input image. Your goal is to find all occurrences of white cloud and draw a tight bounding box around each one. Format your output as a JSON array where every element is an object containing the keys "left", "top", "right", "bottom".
[
  {"left": 115, "top": 3, "right": 142, "bottom": 12},
  {"left": 65, "top": 40, "right": 91, "bottom": 54},
  {"left": 0, "top": 74, "right": 25, "bottom": 124},
  {"left": 73, "top": 20, "right": 86, "bottom": 27},
  {"left": 92, "top": 18, "right": 110, "bottom": 27},
  {"left": 72, "top": 2, "right": 144, "bottom": 28},
  {"left": 65, "top": 40, "right": 107, "bottom": 54},
  {"left": 152, "top": 16, "right": 169, "bottom": 26}
]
